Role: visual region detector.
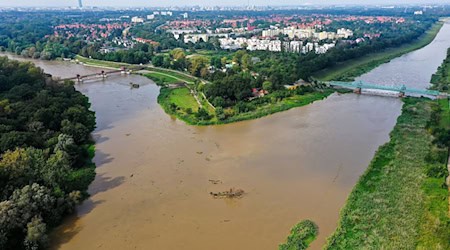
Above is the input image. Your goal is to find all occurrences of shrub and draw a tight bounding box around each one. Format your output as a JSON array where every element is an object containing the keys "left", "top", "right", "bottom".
[{"left": 279, "top": 220, "right": 318, "bottom": 250}]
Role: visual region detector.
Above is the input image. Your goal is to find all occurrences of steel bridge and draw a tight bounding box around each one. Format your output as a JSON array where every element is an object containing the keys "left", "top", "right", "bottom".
[
  {"left": 327, "top": 81, "right": 445, "bottom": 97},
  {"left": 56, "top": 66, "right": 145, "bottom": 83}
]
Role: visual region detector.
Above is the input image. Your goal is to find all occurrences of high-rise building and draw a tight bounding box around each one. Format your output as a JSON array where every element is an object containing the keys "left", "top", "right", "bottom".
[{"left": 78, "top": 0, "right": 83, "bottom": 8}]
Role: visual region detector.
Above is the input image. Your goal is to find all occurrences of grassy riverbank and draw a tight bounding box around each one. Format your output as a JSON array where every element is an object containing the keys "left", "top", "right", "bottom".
[
  {"left": 158, "top": 86, "right": 334, "bottom": 126},
  {"left": 75, "top": 55, "right": 201, "bottom": 84},
  {"left": 431, "top": 48, "right": 450, "bottom": 91},
  {"left": 325, "top": 98, "right": 450, "bottom": 249},
  {"left": 314, "top": 21, "right": 444, "bottom": 81}
]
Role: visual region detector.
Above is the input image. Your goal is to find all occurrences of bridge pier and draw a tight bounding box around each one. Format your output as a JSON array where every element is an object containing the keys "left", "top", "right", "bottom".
[
  {"left": 353, "top": 87, "right": 362, "bottom": 94},
  {"left": 398, "top": 92, "right": 405, "bottom": 98}
]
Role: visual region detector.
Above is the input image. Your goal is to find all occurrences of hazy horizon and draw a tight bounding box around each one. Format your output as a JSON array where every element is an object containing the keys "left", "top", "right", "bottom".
[{"left": 1, "top": 0, "right": 450, "bottom": 8}]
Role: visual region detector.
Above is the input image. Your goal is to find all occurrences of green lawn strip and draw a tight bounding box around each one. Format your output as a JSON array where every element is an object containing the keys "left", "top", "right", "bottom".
[
  {"left": 279, "top": 220, "right": 319, "bottom": 250},
  {"left": 314, "top": 21, "right": 444, "bottom": 81},
  {"left": 325, "top": 98, "right": 450, "bottom": 249},
  {"left": 438, "top": 98, "right": 450, "bottom": 129},
  {"left": 168, "top": 87, "right": 200, "bottom": 111},
  {"left": 74, "top": 55, "right": 129, "bottom": 69},
  {"left": 157, "top": 87, "right": 204, "bottom": 125},
  {"left": 146, "top": 67, "right": 198, "bottom": 83},
  {"left": 143, "top": 72, "right": 182, "bottom": 85}
]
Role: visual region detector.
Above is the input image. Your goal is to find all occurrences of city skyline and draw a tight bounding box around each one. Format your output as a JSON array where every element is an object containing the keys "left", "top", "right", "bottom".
[{"left": 1, "top": 0, "right": 450, "bottom": 7}]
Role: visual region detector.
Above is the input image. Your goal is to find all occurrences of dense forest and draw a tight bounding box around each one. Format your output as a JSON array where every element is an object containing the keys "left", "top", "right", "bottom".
[{"left": 0, "top": 57, "right": 96, "bottom": 249}]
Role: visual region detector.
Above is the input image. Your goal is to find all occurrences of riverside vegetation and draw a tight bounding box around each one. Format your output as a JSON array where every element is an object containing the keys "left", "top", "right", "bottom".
[
  {"left": 0, "top": 10, "right": 443, "bottom": 126},
  {"left": 0, "top": 57, "right": 96, "bottom": 249},
  {"left": 431, "top": 48, "right": 450, "bottom": 92},
  {"left": 324, "top": 51, "right": 450, "bottom": 248},
  {"left": 314, "top": 20, "right": 445, "bottom": 81},
  {"left": 157, "top": 82, "right": 334, "bottom": 126},
  {"left": 76, "top": 53, "right": 335, "bottom": 126},
  {"left": 279, "top": 220, "right": 318, "bottom": 250}
]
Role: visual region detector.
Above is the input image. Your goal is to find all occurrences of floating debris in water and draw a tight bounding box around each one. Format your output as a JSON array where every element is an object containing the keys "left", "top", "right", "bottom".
[
  {"left": 208, "top": 179, "right": 222, "bottom": 185},
  {"left": 210, "top": 188, "right": 245, "bottom": 199},
  {"left": 129, "top": 82, "right": 140, "bottom": 88}
]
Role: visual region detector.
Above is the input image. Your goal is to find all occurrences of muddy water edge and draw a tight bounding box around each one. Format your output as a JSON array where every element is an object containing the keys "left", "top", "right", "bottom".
[{"left": 3, "top": 23, "right": 450, "bottom": 249}]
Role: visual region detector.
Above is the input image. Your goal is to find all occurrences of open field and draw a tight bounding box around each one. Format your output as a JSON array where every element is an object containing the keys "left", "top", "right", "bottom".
[
  {"left": 145, "top": 67, "right": 198, "bottom": 83},
  {"left": 157, "top": 87, "right": 207, "bottom": 124},
  {"left": 314, "top": 21, "right": 444, "bottom": 81},
  {"left": 143, "top": 72, "right": 185, "bottom": 85},
  {"left": 166, "top": 87, "right": 200, "bottom": 111}
]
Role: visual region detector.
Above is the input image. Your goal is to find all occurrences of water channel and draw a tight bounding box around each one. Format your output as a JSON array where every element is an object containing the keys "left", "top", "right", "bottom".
[{"left": 3, "top": 21, "right": 450, "bottom": 249}]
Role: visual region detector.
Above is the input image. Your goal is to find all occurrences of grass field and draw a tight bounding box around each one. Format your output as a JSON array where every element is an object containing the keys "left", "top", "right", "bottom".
[
  {"left": 314, "top": 21, "right": 444, "bottom": 81},
  {"left": 75, "top": 55, "right": 200, "bottom": 84},
  {"left": 144, "top": 72, "right": 183, "bottom": 85},
  {"left": 325, "top": 98, "right": 450, "bottom": 249},
  {"left": 167, "top": 87, "right": 199, "bottom": 111},
  {"left": 74, "top": 55, "right": 129, "bottom": 69},
  {"left": 157, "top": 87, "right": 205, "bottom": 125},
  {"left": 438, "top": 98, "right": 450, "bottom": 129},
  {"left": 146, "top": 67, "right": 198, "bottom": 83}
]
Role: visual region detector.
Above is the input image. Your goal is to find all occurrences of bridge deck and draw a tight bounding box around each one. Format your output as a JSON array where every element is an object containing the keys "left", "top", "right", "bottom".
[
  {"left": 58, "top": 69, "right": 123, "bottom": 82},
  {"left": 328, "top": 81, "right": 442, "bottom": 96}
]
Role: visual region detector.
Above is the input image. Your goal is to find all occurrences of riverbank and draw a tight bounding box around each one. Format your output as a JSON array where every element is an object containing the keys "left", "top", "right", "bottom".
[
  {"left": 158, "top": 86, "right": 334, "bottom": 126},
  {"left": 74, "top": 54, "right": 337, "bottom": 126},
  {"left": 431, "top": 48, "right": 450, "bottom": 91},
  {"left": 324, "top": 98, "right": 450, "bottom": 249},
  {"left": 0, "top": 57, "right": 98, "bottom": 249},
  {"left": 314, "top": 20, "right": 445, "bottom": 81}
]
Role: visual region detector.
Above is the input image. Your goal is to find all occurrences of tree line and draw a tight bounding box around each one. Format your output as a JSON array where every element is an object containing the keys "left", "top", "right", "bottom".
[{"left": 0, "top": 57, "right": 96, "bottom": 249}]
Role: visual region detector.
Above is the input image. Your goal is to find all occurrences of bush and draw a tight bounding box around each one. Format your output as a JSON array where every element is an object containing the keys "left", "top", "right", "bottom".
[
  {"left": 195, "top": 108, "right": 211, "bottom": 120},
  {"left": 425, "top": 164, "right": 448, "bottom": 178},
  {"left": 279, "top": 220, "right": 318, "bottom": 250}
]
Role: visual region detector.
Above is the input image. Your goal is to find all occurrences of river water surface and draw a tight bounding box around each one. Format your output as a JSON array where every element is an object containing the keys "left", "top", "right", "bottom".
[{"left": 3, "top": 21, "right": 450, "bottom": 249}]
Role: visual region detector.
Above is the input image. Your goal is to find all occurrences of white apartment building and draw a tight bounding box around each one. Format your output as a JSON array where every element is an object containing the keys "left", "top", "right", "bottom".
[
  {"left": 262, "top": 27, "right": 352, "bottom": 41},
  {"left": 184, "top": 34, "right": 209, "bottom": 43},
  {"left": 131, "top": 16, "right": 144, "bottom": 23},
  {"left": 337, "top": 28, "right": 354, "bottom": 39}
]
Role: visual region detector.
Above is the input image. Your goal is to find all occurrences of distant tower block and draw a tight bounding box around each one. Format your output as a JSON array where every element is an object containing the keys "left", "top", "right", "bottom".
[{"left": 78, "top": 0, "right": 83, "bottom": 8}]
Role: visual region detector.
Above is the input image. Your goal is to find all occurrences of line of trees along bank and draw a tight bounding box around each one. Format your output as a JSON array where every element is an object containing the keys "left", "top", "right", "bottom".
[{"left": 0, "top": 57, "right": 96, "bottom": 249}]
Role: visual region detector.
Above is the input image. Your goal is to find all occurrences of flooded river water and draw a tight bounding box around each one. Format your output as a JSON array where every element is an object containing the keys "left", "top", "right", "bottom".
[{"left": 3, "top": 21, "right": 450, "bottom": 250}]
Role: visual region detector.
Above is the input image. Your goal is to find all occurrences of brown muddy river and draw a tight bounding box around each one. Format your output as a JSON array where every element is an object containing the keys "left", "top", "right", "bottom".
[{"left": 3, "top": 21, "right": 450, "bottom": 250}]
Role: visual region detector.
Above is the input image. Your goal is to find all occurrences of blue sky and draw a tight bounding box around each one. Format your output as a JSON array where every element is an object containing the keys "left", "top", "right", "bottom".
[{"left": 0, "top": 0, "right": 449, "bottom": 7}]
